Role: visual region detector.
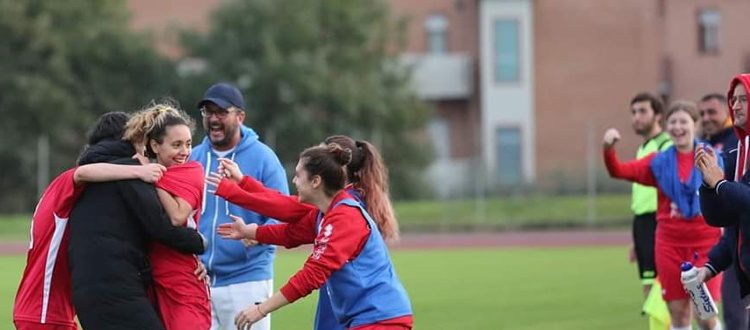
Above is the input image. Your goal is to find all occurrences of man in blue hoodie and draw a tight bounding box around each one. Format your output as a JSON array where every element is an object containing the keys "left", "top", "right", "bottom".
[{"left": 191, "top": 82, "right": 289, "bottom": 330}]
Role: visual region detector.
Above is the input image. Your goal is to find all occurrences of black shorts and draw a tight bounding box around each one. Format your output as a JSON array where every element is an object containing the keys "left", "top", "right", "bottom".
[{"left": 632, "top": 212, "right": 657, "bottom": 283}]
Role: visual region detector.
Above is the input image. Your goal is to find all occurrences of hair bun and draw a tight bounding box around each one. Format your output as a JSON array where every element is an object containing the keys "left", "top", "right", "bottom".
[{"left": 329, "top": 143, "right": 352, "bottom": 166}]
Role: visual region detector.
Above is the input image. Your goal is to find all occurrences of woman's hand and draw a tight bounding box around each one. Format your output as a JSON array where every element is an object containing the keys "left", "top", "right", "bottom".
[
  {"left": 136, "top": 163, "right": 167, "bottom": 183},
  {"left": 194, "top": 259, "right": 209, "bottom": 284},
  {"left": 217, "top": 214, "right": 258, "bottom": 241},
  {"left": 132, "top": 153, "right": 150, "bottom": 165},
  {"left": 218, "top": 158, "right": 243, "bottom": 183},
  {"left": 235, "top": 303, "right": 266, "bottom": 330}
]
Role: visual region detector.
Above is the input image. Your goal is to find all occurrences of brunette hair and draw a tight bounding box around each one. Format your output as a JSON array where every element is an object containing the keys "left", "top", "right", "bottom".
[{"left": 323, "top": 135, "right": 399, "bottom": 243}]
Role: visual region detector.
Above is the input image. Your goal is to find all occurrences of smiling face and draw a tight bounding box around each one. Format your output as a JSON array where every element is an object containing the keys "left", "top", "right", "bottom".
[
  {"left": 292, "top": 158, "right": 320, "bottom": 204},
  {"left": 699, "top": 98, "right": 728, "bottom": 137},
  {"left": 666, "top": 110, "right": 696, "bottom": 150},
  {"left": 201, "top": 102, "right": 244, "bottom": 151},
  {"left": 150, "top": 124, "right": 192, "bottom": 167}
]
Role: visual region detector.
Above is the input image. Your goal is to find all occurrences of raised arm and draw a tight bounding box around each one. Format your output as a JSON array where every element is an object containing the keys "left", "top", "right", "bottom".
[
  {"left": 118, "top": 179, "right": 204, "bottom": 254},
  {"left": 601, "top": 128, "right": 657, "bottom": 186},
  {"left": 73, "top": 163, "right": 166, "bottom": 185},
  {"left": 603, "top": 148, "right": 657, "bottom": 186}
]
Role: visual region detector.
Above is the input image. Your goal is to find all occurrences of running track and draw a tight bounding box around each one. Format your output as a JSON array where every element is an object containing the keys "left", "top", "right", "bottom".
[{"left": 0, "top": 230, "right": 630, "bottom": 255}]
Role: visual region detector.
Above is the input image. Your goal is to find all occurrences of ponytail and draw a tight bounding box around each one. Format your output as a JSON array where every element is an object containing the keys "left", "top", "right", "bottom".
[{"left": 356, "top": 140, "right": 399, "bottom": 243}]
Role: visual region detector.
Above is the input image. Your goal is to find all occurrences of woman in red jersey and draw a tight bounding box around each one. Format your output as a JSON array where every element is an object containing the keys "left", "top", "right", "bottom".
[
  {"left": 213, "top": 135, "right": 399, "bottom": 330},
  {"left": 603, "top": 101, "right": 722, "bottom": 329},
  {"left": 123, "top": 103, "right": 210, "bottom": 330},
  {"left": 209, "top": 143, "right": 412, "bottom": 330}
]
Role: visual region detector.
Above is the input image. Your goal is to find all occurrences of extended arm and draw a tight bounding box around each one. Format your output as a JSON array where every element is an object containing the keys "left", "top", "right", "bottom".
[{"left": 210, "top": 177, "right": 316, "bottom": 223}]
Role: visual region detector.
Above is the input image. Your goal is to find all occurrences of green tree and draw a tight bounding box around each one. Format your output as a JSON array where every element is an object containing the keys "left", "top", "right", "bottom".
[
  {"left": 0, "top": 0, "right": 176, "bottom": 211},
  {"left": 179, "top": 0, "right": 432, "bottom": 199}
]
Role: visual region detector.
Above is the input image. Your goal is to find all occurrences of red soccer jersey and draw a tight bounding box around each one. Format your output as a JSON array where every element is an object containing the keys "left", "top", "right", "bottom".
[
  {"left": 13, "top": 169, "right": 84, "bottom": 327},
  {"left": 152, "top": 161, "right": 210, "bottom": 329},
  {"left": 603, "top": 148, "right": 721, "bottom": 247}
]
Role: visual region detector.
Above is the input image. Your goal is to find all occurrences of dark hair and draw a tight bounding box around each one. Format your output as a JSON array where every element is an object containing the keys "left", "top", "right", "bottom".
[
  {"left": 666, "top": 100, "right": 699, "bottom": 122},
  {"left": 87, "top": 112, "right": 130, "bottom": 145},
  {"left": 123, "top": 103, "right": 195, "bottom": 158},
  {"left": 299, "top": 143, "right": 352, "bottom": 197},
  {"left": 701, "top": 93, "right": 727, "bottom": 104},
  {"left": 323, "top": 135, "right": 399, "bottom": 242},
  {"left": 630, "top": 92, "right": 664, "bottom": 115}
]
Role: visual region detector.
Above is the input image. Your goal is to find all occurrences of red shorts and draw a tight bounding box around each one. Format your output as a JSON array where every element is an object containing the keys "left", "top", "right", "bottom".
[
  {"left": 350, "top": 315, "right": 413, "bottom": 330},
  {"left": 155, "top": 283, "right": 211, "bottom": 330},
  {"left": 13, "top": 320, "right": 77, "bottom": 330},
  {"left": 655, "top": 243, "right": 722, "bottom": 301}
]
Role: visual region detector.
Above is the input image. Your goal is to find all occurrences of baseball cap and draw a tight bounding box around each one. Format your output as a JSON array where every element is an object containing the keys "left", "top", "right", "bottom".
[{"left": 198, "top": 82, "right": 246, "bottom": 111}]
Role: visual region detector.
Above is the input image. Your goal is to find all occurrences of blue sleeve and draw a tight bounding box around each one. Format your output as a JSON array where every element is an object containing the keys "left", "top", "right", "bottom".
[{"left": 707, "top": 227, "right": 736, "bottom": 274}]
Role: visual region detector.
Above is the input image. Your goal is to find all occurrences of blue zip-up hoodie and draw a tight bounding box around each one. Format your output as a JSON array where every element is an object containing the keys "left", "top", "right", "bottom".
[{"left": 190, "top": 125, "right": 289, "bottom": 287}]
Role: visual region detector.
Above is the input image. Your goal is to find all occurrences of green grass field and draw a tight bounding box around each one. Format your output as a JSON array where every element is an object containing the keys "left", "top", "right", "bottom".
[
  {"left": 0, "top": 193, "right": 632, "bottom": 241},
  {"left": 2, "top": 246, "right": 647, "bottom": 329}
]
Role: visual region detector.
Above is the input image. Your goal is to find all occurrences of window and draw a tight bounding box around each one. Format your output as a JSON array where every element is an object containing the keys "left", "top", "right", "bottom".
[
  {"left": 425, "top": 14, "right": 448, "bottom": 54},
  {"left": 428, "top": 117, "right": 451, "bottom": 160},
  {"left": 698, "top": 9, "right": 720, "bottom": 54},
  {"left": 494, "top": 19, "right": 520, "bottom": 82},
  {"left": 495, "top": 127, "right": 522, "bottom": 185}
]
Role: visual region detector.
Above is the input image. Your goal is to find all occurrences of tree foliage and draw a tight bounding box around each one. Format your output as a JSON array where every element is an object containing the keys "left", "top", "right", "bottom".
[
  {"left": 0, "top": 0, "right": 176, "bottom": 211},
  {"left": 179, "top": 0, "right": 432, "bottom": 199}
]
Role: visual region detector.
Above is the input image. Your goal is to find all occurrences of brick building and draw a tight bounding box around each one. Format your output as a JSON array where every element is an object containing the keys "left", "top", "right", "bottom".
[{"left": 127, "top": 0, "right": 750, "bottom": 196}]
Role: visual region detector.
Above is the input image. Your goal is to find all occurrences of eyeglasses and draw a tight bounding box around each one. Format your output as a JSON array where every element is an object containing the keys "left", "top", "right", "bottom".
[{"left": 200, "top": 107, "right": 235, "bottom": 119}]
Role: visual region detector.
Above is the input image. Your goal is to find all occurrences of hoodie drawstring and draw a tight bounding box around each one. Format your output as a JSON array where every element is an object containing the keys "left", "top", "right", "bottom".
[
  {"left": 225, "top": 151, "right": 237, "bottom": 215},
  {"left": 201, "top": 151, "right": 211, "bottom": 216}
]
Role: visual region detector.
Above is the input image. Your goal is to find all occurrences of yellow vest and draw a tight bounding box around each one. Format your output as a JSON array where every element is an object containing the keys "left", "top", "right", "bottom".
[{"left": 631, "top": 132, "right": 672, "bottom": 215}]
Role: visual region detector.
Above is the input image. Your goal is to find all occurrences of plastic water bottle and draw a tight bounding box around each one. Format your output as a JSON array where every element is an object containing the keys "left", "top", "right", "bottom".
[{"left": 681, "top": 262, "right": 718, "bottom": 319}]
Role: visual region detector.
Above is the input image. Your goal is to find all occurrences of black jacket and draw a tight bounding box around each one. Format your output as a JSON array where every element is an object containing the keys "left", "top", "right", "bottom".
[
  {"left": 701, "top": 148, "right": 750, "bottom": 299},
  {"left": 68, "top": 139, "right": 205, "bottom": 329},
  {"left": 706, "top": 126, "right": 739, "bottom": 154}
]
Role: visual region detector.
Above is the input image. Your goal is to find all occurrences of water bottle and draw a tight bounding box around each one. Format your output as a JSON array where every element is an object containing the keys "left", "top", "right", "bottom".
[{"left": 681, "top": 262, "right": 718, "bottom": 319}]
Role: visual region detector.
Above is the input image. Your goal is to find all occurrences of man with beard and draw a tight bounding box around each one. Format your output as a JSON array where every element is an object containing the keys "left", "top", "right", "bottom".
[
  {"left": 190, "top": 82, "right": 288, "bottom": 330},
  {"left": 698, "top": 93, "right": 745, "bottom": 330},
  {"left": 625, "top": 93, "right": 672, "bottom": 299}
]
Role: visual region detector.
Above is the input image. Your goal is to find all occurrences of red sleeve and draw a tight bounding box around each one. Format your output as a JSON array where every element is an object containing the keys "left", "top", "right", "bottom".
[
  {"left": 239, "top": 175, "right": 266, "bottom": 192},
  {"left": 603, "top": 147, "right": 657, "bottom": 186},
  {"left": 155, "top": 161, "right": 204, "bottom": 209},
  {"left": 255, "top": 214, "right": 319, "bottom": 248},
  {"left": 52, "top": 168, "right": 86, "bottom": 217},
  {"left": 215, "top": 178, "right": 316, "bottom": 223},
  {"left": 279, "top": 207, "right": 370, "bottom": 303}
]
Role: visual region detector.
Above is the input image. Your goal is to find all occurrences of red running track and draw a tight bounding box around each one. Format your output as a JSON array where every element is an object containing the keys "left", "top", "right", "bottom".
[{"left": 0, "top": 230, "right": 630, "bottom": 255}]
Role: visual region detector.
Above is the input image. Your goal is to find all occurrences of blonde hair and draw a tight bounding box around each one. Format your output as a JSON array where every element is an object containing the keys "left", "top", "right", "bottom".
[{"left": 123, "top": 102, "right": 195, "bottom": 157}]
